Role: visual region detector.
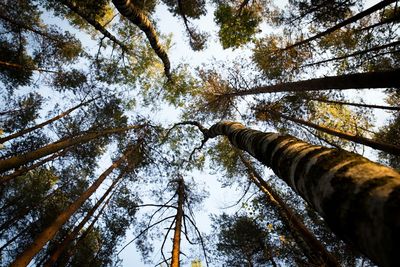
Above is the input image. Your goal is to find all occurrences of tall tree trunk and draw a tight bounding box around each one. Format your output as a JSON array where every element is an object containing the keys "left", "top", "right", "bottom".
[
  {"left": 0, "top": 125, "right": 140, "bottom": 174},
  {"left": 42, "top": 172, "right": 123, "bottom": 267},
  {"left": 204, "top": 121, "right": 400, "bottom": 267},
  {"left": 0, "top": 60, "right": 58, "bottom": 73},
  {"left": 61, "top": 0, "right": 131, "bottom": 54},
  {"left": 171, "top": 178, "right": 184, "bottom": 267},
  {"left": 9, "top": 148, "right": 134, "bottom": 267},
  {"left": 112, "top": 0, "right": 171, "bottom": 80},
  {"left": 0, "top": 97, "right": 99, "bottom": 144},
  {"left": 283, "top": 0, "right": 396, "bottom": 50},
  {"left": 306, "top": 97, "right": 400, "bottom": 111},
  {"left": 0, "top": 149, "right": 69, "bottom": 184},
  {"left": 262, "top": 109, "right": 400, "bottom": 155},
  {"left": 239, "top": 154, "right": 339, "bottom": 267},
  {"left": 223, "top": 69, "right": 400, "bottom": 97},
  {"left": 300, "top": 40, "right": 400, "bottom": 68}
]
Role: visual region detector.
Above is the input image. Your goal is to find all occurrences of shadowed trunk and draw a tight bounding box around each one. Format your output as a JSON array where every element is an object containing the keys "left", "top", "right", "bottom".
[
  {"left": 306, "top": 97, "right": 400, "bottom": 111},
  {"left": 205, "top": 121, "right": 400, "bottom": 267},
  {"left": 9, "top": 148, "right": 134, "bottom": 267},
  {"left": 112, "top": 0, "right": 171, "bottom": 79}
]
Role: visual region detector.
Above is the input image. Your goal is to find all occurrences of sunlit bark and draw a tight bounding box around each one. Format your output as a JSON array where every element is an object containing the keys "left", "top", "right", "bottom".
[{"left": 171, "top": 178, "right": 184, "bottom": 267}]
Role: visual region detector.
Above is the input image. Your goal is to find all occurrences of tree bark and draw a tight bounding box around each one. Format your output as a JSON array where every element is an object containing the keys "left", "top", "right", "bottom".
[
  {"left": 223, "top": 69, "right": 400, "bottom": 97},
  {"left": 0, "top": 60, "right": 58, "bottom": 74},
  {"left": 42, "top": 172, "right": 123, "bottom": 267},
  {"left": 112, "top": 0, "right": 171, "bottom": 80},
  {"left": 283, "top": 0, "right": 396, "bottom": 50},
  {"left": 171, "top": 178, "right": 184, "bottom": 267},
  {"left": 9, "top": 148, "right": 134, "bottom": 267},
  {"left": 306, "top": 97, "right": 400, "bottom": 111},
  {"left": 205, "top": 121, "right": 400, "bottom": 267},
  {"left": 62, "top": 0, "right": 131, "bottom": 54},
  {"left": 262, "top": 109, "right": 400, "bottom": 155},
  {"left": 0, "top": 125, "right": 140, "bottom": 174},
  {"left": 239, "top": 154, "right": 339, "bottom": 267},
  {"left": 0, "top": 97, "right": 99, "bottom": 144}
]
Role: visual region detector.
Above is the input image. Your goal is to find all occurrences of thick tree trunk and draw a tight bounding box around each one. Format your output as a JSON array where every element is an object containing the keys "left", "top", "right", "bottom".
[
  {"left": 0, "top": 125, "right": 140, "bottom": 174},
  {"left": 307, "top": 97, "right": 400, "bottom": 111},
  {"left": 264, "top": 109, "right": 400, "bottom": 155},
  {"left": 206, "top": 121, "right": 400, "bottom": 267},
  {"left": 112, "top": 0, "right": 171, "bottom": 79},
  {"left": 301, "top": 40, "right": 400, "bottom": 68},
  {"left": 62, "top": 0, "right": 130, "bottom": 53},
  {"left": 171, "top": 178, "right": 184, "bottom": 267},
  {"left": 42, "top": 172, "right": 123, "bottom": 267},
  {"left": 283, "top": 0, "right": 396, "bottom": 50},
  {"left": 223, "top": 69, "right": 400, "bottom": 97},
  {"left": 9, "top": 148, "right": 133, "bottom": 267},
  {"left": 0, "top": 97, "right": 98, "bottom": 144},
  {"left": 239, "top": 155, "right": 339, "bottom": 267}
]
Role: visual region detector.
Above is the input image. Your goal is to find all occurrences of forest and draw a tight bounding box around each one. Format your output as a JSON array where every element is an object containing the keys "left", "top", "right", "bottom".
[{"left": 0, "top": 0, "right": 399, "bottom": 266}]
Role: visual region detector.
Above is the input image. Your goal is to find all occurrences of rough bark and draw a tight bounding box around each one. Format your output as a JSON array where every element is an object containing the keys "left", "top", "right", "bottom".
[
  {"left": 42, "top": 172, "right": 123, "bottom": 267},
  {"left": 223, "top": 69, "right": 400, "bottom": 97},
  {"left": 9, "top": 148, "right": 133, "bottom": 267},
  {"left": 171, "top": 178, "right": 184, "bottom": 267},
  {"left": 283, "top": 0, "right": 396, "bottom": 50},
  {"left": 112, "top": 0, "right": 171, "bottom": 79},
  {"left": 62, "top": 0, "right": 131, "bottom": 54},
  {"left": 240, "top": 154, "right": 339, "bottom": 267},
  {"left": 261, "top": 109, "right": 400, "bottom": 155},
  {"left": 0, "top": 97, "right": 99, "bottom": 144},
  {"left": 0, "top": 125, "right": 140, "bottom": 174},
  {"left": 301, "top": 40, "right": 400, "bottom": 68},
  {"left": 205, "top": 121, "right": 400, "bottom": 267},
  {"left": 307, "top": 97, "right": 400, "bottom": 111}
]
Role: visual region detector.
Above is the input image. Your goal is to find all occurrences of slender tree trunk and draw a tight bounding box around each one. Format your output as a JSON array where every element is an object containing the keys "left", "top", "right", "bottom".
[
  {"left": 0, "top": 97, "right": 99, "bottom": 144},
  {"left": 62, "top": 0, "right": 130, "bottom": 54},
  {"left": 0, "top": 149, "right": 69, "bottom": 184},
  {"left": 307, "top": 97, "right": 400, "bottom": 111},
  {"left": 42, "top": 172, "right": 123, "bottom": 267},
  {"left": 205, "top": 121, "right": 400, "bottom": 267},
  {"left": 239, "top": 154, "right": 339, "bottom": 267},
  {"left": 300, "top": 40, "right": 400, "bottom": 68},
  {"left": 223, "top": 69, "right": 400, "bottom": 97},
  {"left": 9, "top": 148, "right": 134, "bottom": 267},
  {"left": 0, "top": 60, "right": 58, "bottom": 73},
  {"left": 112, "top": 0, "right": 171, "bottom": 79},
  {"left": 358, "top": 11, "right": 400, "bottom": 32},
  {"left": 0, "top": 125, "right": 140, "bottom": 174},
  {"left": 283, "top": 0, "right": 396, "bottom": 50},
  {"left": 171, "top": 178, "right": 184, "bottom": 267},
  {"left": 263, "top": 109, "right": 400, "bottom": 155}
]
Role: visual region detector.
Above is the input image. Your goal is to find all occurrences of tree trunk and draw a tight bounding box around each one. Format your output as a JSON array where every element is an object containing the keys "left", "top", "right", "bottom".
[
  {"left": 0, "top": 60, "right": 58, "bottom": 74},
  {"left": 264, "top": 109, "right": 400, "bottom": 155},
  {"left": 0, "top": 97, "right": 99, "bottom": 144},
  {"left": 239, "top": 154, "right": 339, "bottom": 267},
  {"left": 42, "top": 172, "right": 123, "bottom": 267},
  {"left": 0, "top": 125, "right": 140, "bottom": 174},
  {"left": 283, "top": 0, "right": 396, "bottom": 50},
  {"left": 223, "top": 69, "right": 400, "bottom": 97},
  {"left": 9, "top": 148, "right": 134, "bottom": 267},
  {"left": 206, "top": 121, "right": 400, "bottom": 267},
  {"left": 112, "top": 0, "right": 171, "bottom": 80},
  {"left": 301, "top": 40, "right": 400, "bottom": 68},
  {"left": 62, "top": 0, "right": 130, "bottom": 54},
  {"left": 307, "top": 97, "right": 400, "bottom": 111},
  {"left": 171, "top": 178, "right": 184, "bottom": 267}
]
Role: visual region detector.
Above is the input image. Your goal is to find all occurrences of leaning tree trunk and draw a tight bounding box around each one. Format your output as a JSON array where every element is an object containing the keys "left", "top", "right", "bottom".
[
  {"left": 0, "top": 125, "right": 140, "bottom": 174},
  {"left": 171, "top": 178, "right": 184, "bottom": 267},
  {"left": 0, "top": 97, "right": 99, "bottom": 144},
  {"left": 9, "top": 148, "right": 134, "bottom": 267},
  {"left": 205, "top": 121, "right": 400, "bottom": 267},
  {"left": 223, "top": 69, "right": 400, "bottom": 97},
  {"left": 112, "top": 0, "right": 171, "bottom": 79},
  {"left": 306, "top": 97, "right": 400, "bottom": 111},
  {"left": 239, "top": 154, "right": 339, "bottom": 267},
  {"left": 42, "top": 172, "right": 123, "bottom": 267},
  {"left": 283, "top": 0, "right": 396, "bottom": 50},
  {"left": 263, "top": 109, "right": 400, "bottom": 155}
]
